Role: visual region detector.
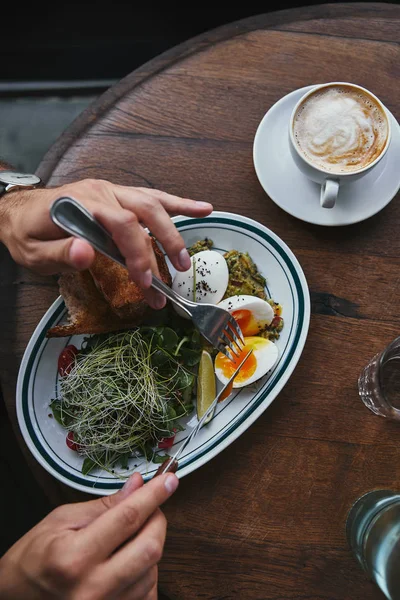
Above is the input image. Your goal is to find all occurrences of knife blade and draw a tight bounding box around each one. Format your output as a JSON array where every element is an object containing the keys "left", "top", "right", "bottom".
[{"left": 155, "top": 349, "right": 253, "bottom": 476}]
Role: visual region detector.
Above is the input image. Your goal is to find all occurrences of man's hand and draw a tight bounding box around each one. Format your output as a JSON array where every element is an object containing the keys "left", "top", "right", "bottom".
[
  {"left": 0, "top": 179, "right": 212, "bottom": 308},
  {"left": 0, "top": 472, "right": 179, "bottom": 599}
]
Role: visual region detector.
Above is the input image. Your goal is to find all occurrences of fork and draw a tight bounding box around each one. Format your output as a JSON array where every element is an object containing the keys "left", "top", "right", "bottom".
[{"left": 50, "top": 196, "right": 245, "bottom": 360}]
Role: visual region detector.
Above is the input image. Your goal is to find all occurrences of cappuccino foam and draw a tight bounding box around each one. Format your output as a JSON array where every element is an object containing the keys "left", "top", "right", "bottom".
[{"left": 293, "top": 85, "right": 388, "bottom": 173}]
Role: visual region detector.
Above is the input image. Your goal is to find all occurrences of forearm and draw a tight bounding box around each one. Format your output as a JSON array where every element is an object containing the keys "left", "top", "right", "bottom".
[{"left": 0, "top": 159, "right": 14, "bottom": 171}]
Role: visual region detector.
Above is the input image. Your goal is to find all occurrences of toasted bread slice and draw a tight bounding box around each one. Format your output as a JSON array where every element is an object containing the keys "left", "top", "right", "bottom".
[
  {"left": 47, "top": 239, "right": 171, "bottom": 337},
  {"left": 89, "top": 238, "right": 171, "bottom": 320}
]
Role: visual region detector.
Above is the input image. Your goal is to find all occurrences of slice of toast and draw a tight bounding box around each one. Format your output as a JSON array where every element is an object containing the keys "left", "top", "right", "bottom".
[
  {"left": 47, "top": 239, "right": 171, "bottom": 337},
  {"left": 89, "top": 238, "right": 171, "bottom": 320}
]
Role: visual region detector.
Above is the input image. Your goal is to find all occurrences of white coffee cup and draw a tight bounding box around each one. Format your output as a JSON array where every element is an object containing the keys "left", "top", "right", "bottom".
[{"left": 288, "top": 82, "right": 392, "bottom": 209}]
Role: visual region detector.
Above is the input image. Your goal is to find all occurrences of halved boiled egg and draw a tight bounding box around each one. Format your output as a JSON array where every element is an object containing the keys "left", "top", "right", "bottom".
[
  {"left": 215, "top": 336, "right": 278, "bottom": 388},
  {"left": 218, "top": 295, "right": 274, "bottom": 337},
  {"left": 172, "top": 250, "right": 229, "bottom": 318}
]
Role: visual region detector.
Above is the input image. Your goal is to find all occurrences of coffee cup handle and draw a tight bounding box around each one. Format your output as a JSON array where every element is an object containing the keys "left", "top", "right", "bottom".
[{"left": 320, "top": 178, "right": 340, "bottom": 209}]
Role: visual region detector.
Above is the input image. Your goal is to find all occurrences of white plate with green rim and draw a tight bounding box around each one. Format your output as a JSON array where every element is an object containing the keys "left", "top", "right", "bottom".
[{"left": 16, "top": 211, "right": 310, "bottom": 495}]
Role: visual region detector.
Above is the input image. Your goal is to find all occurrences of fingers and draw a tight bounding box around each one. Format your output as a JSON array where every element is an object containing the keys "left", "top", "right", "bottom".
[
  {"left": 115, "top": 188, "right": 193, "bottom": 273},
  {"left": 92, "top": 511, "right": 165, "bottom": 598},
  {"left": 68, "top": 239, "right": 96, "bottom": 270},
  {"left": 116, "top": 472, "right": 145, "bottom": 502},
  {"left": 92, "top": 204, "right": 156, "bottom": 288},
  {"left": 136, "top": 187, "right": 213, "bottom": 217},
  {"left": 143, "top": 287, "right": 167, "bottom": 311},
  {"left": 17, "top": 182, "right": 212, "bottom": 309},
  {"left": 23, "top": 238, "right": 95, "bottom": 275},
  {"left": 76, "top": 473, "right": 178, "bottom": 561},
  {"left": 50, "top": 473, "right": 144, "bottom": 529},
  {"left": 141, "top": 238, "right": 166, "bottom": 311},
  {"left": 93, "top": 202, "right": 167, "bottom": 310}
]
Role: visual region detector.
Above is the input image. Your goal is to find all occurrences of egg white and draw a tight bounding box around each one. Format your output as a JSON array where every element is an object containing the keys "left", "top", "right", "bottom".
[
  {"left": 218, "top": 295, "right": 274, "bottom": 336},
  {"left": 172, "top": 250, "right": 229, "bottom": 318},
  {"left": 215, "top": 336, "right": 279, "bottom": 388}
]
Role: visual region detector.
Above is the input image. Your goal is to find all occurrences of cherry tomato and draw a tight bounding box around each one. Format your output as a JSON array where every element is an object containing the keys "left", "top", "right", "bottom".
[
  {"left": 58, "top": 345, "right": 78, "bottom": 377},
  {"left": 158, "top": 429, "right": 176, "bottom": 449},
  {"left": 66, "top": 431, "right": 80, "bottom": 452}
]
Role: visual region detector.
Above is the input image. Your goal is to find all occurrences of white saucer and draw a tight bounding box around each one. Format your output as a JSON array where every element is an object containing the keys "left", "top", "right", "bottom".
[{"left": 253, "top": 85, "right": 400, "bottom": 226}]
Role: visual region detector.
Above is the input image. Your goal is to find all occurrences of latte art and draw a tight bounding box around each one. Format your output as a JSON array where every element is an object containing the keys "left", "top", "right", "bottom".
[{"left": 293, "top": 85, "right": 389, "bottom": 173}]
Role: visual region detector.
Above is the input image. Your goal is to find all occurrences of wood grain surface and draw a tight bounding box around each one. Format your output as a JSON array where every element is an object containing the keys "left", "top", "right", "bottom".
[{"left": 2, "top": 3, "right": 400, "bottom": 599}]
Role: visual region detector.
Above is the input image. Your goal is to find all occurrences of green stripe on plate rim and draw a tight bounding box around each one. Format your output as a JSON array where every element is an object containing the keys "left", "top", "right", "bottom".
[{"left": 21, "top": 216, "right": 306, "bottom": 490}]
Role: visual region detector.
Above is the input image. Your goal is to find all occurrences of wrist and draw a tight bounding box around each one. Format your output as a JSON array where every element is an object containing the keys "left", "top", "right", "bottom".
[
  {"left": 0, "top": 161, "right": 20, "bottom": 245},
  {"left": 0, "top": 189, "right": 30, "bottom": 247}
]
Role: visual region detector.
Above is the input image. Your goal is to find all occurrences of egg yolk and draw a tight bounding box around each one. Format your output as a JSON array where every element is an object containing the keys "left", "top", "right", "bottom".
[
  {"left": 232, "top": 309, "right": 262, "bottom": 337},
  {"left": 215, "top": 345, "right": 257, "bottom": 384}
]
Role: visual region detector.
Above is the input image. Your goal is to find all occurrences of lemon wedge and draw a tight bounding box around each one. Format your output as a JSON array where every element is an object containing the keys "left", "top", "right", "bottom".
[{"left": 197, "top": 350, "right": 217, "bottom": 424}]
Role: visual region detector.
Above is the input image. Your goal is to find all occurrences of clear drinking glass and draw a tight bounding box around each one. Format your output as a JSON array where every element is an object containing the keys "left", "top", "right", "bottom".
[
  {"left": 346, "top": 490, "right": 400, "bottom": 599},
  {"left": 358, "top": 337, "right": 400, "bottom": 420}
]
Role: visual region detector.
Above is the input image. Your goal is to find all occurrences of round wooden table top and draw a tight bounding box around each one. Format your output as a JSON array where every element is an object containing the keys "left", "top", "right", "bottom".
[{"left": 2, "top": 3, "right": 400, "bottom": 598}]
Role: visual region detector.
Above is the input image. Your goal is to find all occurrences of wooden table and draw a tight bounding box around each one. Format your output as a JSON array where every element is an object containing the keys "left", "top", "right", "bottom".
[{"left": 2, "top": 3, "right": 400, "bottom": 598}]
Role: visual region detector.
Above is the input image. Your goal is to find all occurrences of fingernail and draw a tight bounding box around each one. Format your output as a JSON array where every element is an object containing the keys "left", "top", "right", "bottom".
[
  {"left": 154, "top": 293, "right": 166, "bottom": 310},
  {"left": 178, "top": 248, "right": 191, "bottom": 270},
  {"left": 164, "top": 473, "right": 179, "bottom": 494},
  {"left": 141, "top": 269, "right": 152, "bottom": 288},
  {"left": 69, "top": 238, "right": 80, "bottom": 263},
  {"left": 120, "top": 474, "right": 141, "bottom": 498},
  {"left": 196, "top": 201, "right": 213, "bottom": 210}
]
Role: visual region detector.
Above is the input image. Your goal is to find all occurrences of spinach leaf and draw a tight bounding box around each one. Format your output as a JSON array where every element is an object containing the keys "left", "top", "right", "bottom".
[
  {"left": 180, "top": 347, "right": 201, "bottom": 367},
  {"left": 176, "top": 370, "right": 194, "bottom": 391},
  {"left": 161, "top": 328, "right": 179, "bottom": 350},
  {"left": 82, "top": 457, "right": 97, "bottom": 475},
  {"left": 152, "top": 454, "right": 170, "bottom": 464},
  {"left": 172, "top": 421, "right": 185, "bottom": 432},
  {"left": 151, "top": 349, "right": 169, "bottom": 367},
  {"left": 119, "top": 453, "right": 131, "bottom": 470},
  {"left": 49, "top": 400, "right": 72, "bottom": 427}
]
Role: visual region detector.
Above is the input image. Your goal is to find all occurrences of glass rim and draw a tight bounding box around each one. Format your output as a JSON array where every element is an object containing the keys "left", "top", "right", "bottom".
[{"left": 377, "top": 336, "right": 400, "bottom": 403}]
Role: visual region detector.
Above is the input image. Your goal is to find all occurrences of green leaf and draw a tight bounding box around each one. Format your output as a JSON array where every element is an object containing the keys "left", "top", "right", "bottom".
[
  {"left": 151, "top": 349, "right": 169, "bottom": 367},
  {"left": 161, "top": 328, "right": 179, "bottom": 350},
  {"left": 49, "top": 400, "right": 72, "bottom": 427},
  {"left": 141, "top": 443, "right": 155, "bottom": 462},
  {"left": 181, "top": 401, "right": 194, "bottom": 416},
  {"left": 176, "top": 370, "right": 194, "bottom": 391},
  {"left": 173, "top": 421, "right": 185, "bottom": 432},
  {"left": 191, "top": 329, "right": 201, "bottom": 346},
  {"left": 49, "top": 400, "right": 64, "bottom": 425},
  {"left": 182, "top": 385, "right": 193, "bottom": 404},
  {"left": 119, "top": 453, "right": 131, "bottom": 470},
  {"left": 166, "top": 405, "right": 177, "bottom": 420},
  {"left": 180, "top": 348, "right": 201, "bottom": 367},
  {"left": 82, "top": 457, "right": 97, "bottom": 475},
  {"left": 152, "top": 453, "right": 169, "bottom": 464}
]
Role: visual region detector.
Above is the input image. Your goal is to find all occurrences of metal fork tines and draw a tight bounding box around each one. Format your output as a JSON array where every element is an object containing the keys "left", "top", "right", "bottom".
[
  {"left": 149, "top": 278, "right": 245, "bottom": 361},
  {"left": 152, "top": 295, "right": 246, "bottom": 361},
  {"left": 217, "top": 316, "right": 245, "bottom": 359},
  {"left": 50, "top": 196, "right": 245, "bottom": 361}
]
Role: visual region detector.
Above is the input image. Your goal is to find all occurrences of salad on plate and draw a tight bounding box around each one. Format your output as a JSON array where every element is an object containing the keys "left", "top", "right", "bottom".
[{"left": 49, "top": 238, "right": 283, "bottom": 477}]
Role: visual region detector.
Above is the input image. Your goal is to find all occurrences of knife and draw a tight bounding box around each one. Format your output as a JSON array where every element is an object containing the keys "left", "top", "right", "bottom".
[{"left": 155, "top": 349, "right": 253, "bottom": 476}]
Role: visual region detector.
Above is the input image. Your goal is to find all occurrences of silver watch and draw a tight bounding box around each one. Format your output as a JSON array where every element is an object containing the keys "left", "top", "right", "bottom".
[{"left": 0, "top": 170, "right": 42, "bottom": 195}]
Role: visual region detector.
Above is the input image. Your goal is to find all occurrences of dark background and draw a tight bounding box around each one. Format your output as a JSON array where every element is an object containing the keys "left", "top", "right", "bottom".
[
  {"left": 0, "top": 0, "right": 393, "bottom": 565},
  {"left": 4, "top": 2, "right": 336, "bottom": 85}
]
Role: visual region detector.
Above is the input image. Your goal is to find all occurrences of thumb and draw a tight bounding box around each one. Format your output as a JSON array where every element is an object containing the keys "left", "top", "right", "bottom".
[{"left": 35, "top": 237, "right": 95, "bottom": 274}]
